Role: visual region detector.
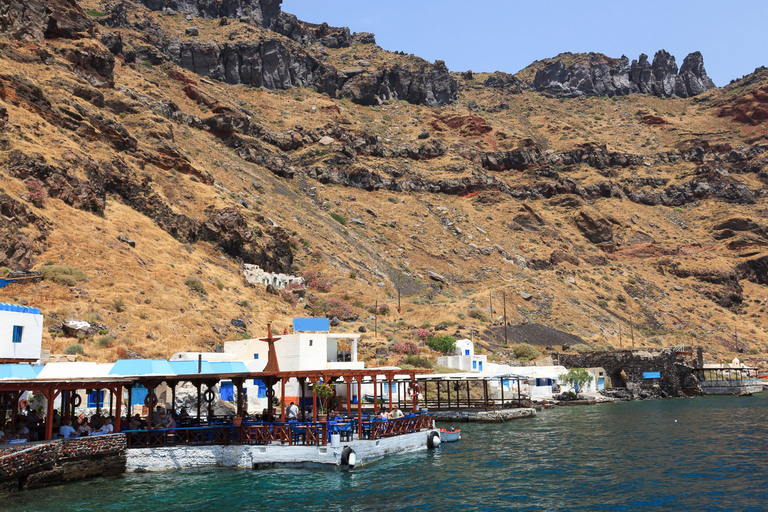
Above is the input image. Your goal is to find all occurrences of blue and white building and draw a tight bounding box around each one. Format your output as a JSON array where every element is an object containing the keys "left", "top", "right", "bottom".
[{"left": 0, "top": 303, "right": 43, "bottom": 363}]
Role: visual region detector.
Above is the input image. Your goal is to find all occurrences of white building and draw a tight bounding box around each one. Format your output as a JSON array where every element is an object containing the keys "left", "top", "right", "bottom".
[
  {"left": 243, "top": 264, "right": 304, "bottom": 290},
  {"left": 437, "top": 338, "right": 488, "bottom": 372},
  {"left": 223, "top": 319, "right": 363, "bottom": 412},
  {"left": 0, "top": 303, "right": 43, "bottom": 363}
]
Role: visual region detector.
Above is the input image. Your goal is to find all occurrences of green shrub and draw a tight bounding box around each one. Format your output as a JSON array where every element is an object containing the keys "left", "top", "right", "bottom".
[
  {"left": 85, "top": 9, "right": 105, "bottom": 16},
  {"left": 468, "top": 308, "right": 490, "bottom": 322},
  {"left": 330, "top": 213, "right": 347, "bottom": 225},
  {"left": 513, "top": 343, "right": 541, "bottom": 362},
  {"left": 573, "top": 344, "right": 593, "bottom": 353},
  {"left": 185, "top": 275, "right": 207, "bottom": 295},
  {"left": 65, "top": 344, "right": 84, "bottom": 355},
  {"left": 39, "top": 265, "right": 87, "bottom": 286},
  {"left": 426, "top": 334, "right": 456, "bottom": 354},
  {"left": 112, "top": 297, "right": 126, "bottom": 313},
  {"left": 216, "top": 280, "right": 224, "bottom": 291},
  {"left": 97, "top": 336, "right": 112, "bottom": 347},
  {"left": 401, "top": 355, "right": 433, "bottom": 368},
  {"left": 0, "top": 267, "right": 9, "bottom": 275}
]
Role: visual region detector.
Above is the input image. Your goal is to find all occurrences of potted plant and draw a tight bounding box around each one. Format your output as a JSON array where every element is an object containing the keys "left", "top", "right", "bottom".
[{"left": 313, "top": 381, "right": 335, "bottom": 421}]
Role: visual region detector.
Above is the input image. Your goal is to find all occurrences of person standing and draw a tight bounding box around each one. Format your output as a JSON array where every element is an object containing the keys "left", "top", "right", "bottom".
[{"left": 286, "top": 401, "right": 299, "bottom": 421}]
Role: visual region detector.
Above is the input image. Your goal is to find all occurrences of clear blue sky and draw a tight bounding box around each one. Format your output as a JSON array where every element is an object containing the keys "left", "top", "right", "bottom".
[{"left": 283, "top": 0, "right": 767, "bottom": 86}]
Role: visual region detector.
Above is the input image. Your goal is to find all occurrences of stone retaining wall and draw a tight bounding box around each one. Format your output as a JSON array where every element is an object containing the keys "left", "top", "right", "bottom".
[
  {"left": 431, "top": 408, "right": 536, "bottom": 423},
  {"left": 0, "top": 435, "right": 126, "bottom": 492},
  {"left": 555, "top": 348, "right": 703, "bottom": 397}
]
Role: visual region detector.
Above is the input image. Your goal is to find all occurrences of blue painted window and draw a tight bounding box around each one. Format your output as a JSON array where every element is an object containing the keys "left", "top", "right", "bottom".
[
  {"left": 472, "top": 361, "right": 477, "bottom": 370},
  {"left": 253, "top": 354, "right": 259, "bottom": 359},
  {"left": 465, "top": 349, "right": 470, "bottom": 355},
  {"left": 12, "top": 326, "right": 23, "bottom": 343},
  {"left": 478, "top": 361, "right": 483, "bottom": 371},
  {"left": 87, "top": 391, "right": 104, "bottom": 408}
]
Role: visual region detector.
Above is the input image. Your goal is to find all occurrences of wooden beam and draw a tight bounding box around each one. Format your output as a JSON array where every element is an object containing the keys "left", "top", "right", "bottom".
[{"left": 114, "top": 385, "right": 123, "bottom": 433}]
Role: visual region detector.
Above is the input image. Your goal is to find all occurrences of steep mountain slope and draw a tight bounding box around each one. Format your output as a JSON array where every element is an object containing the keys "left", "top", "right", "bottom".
[{"left": 1, "top": 0, "right": 768, "bottom": 370}]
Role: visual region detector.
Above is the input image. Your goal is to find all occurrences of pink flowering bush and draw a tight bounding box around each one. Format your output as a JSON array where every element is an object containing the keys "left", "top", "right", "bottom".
[
  {"left": 413, "top": 328, "right": 430, "bottom": 341},
  {"left": 25, "top": 179, "right": 46, "bottom": 208},
  {"left": 392, "top": 341, "right": 420, "bottom": 355},
  {"left": 302, "top": 270, "right": 332, "bottom": 292}
]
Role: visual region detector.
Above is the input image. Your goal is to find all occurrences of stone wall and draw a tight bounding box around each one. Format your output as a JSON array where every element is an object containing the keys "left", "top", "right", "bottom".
[
  {"left": 0, "top": 434, "right": 126, "bottom": 492},
  {"left": 554, "top": 348, "right": 703, "bottom": 397}
]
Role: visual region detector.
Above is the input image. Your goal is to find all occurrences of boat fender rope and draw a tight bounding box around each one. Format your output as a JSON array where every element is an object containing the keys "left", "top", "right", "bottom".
[{"left": 204, "top": 389, "right": 216, "bottom": 403}]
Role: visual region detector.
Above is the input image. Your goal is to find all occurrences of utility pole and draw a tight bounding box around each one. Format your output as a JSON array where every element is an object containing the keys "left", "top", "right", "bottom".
[
  {"left": 489, "top": 292, "right": 493, "bottom": 317},
  {"left": 630, "top": 316, "right": 635, "bottom": 349},
  {"left": 503, "top": 290, "right": 508, "bottom": 347},
  {"left": 618, "top": 322, "right": 622, "bottom": 348},
  {"left": 374, "top": 300, "right": 378, "bottom": 339},
  {"left": 396, "top": 274, "right": 402, "bottom": 314}
]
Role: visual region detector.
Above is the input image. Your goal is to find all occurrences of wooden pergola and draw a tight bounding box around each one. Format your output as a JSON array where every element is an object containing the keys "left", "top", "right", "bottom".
[
  {"left": 0, "top": 378, "right": 134, "bottom": 441},
  {"left": 265, "top": 368, "right": 433, "bottom": 439},
  {"left": 415, "top": 372, "right": 529, "bottom": 410}
]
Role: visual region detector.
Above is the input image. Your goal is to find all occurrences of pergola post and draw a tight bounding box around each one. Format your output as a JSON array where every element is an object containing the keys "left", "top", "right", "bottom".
[
  {"left": 44, "top": 386, "right": 56, "bottom": 441},
  {"left": 483, "top": 380, "right": 489, "bottom": 411},
  {"left": 500, "top": 378, "right": 505, "bottom": 409},
  {"left": 298, "top": 377, "right": 306, "bottom": 421},
  {"left": 280, "top": 378, "right": 286, "bottom": 422},
  {"left": 312, "top": 383, "right": 317, "bottom": 422},
  {"left": 467, "top": 380, "right": 471, "bottom": 408},
  {"left": 196, "top": 382, "right": 202, "bottom": 423},
  {"left": 357, "top": 379, "right": 362, "bottom": 439},
  {"left": 372, "top": 375, "right": 378, "bottom": 414},
  {"left": 12, "top": 391, "right": 18, "bottom": 429},
  {"left": 517, "top": 379, "right": 522, "bottom": 408},
  {"left": 114, "top": 385, "right": 123, "bottom": 433},
  {"left": 411, "top": 376, "right": 417, "bottom": 413},
  {"left": 346, "top": 379, "right": 351, "bottom": 417},
  {"left": 388, "top": 375, "right": 393, "bottom": 412},
  {"left": 127, "top": 386, "right": 133, "bottom": 420},
  {"left": 234, "top": 379, "right": 244, "bottom": 417},
  {"left": 170, "top": 381, "right": 177, "bottom": 414},
  {"left": 109, "top": 389, "right": 114, "bottom": 418}
]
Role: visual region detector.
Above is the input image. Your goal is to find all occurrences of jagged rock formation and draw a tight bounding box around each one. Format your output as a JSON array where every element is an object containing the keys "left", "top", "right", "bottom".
[
  {"left": 531, "top": 50, "right": 716, "bottom": 98},
  {"left": 0, "top": 0, "right": 93, "bottom": 41},
  {"left": 163, "top": 38, "right": 456, "bottom": 106},
  {"left": 133, "top": 0, "right": 282, "bottom": 28}
]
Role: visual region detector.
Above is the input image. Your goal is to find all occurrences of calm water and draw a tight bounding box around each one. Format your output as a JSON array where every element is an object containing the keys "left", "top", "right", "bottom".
[{"left": 7, "top": 395, "right": 768, "bottom": 512}]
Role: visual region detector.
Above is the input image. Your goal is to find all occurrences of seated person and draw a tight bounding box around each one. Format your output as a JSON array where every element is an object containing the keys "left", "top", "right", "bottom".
[
  {"left": 379, "top": 410, "right": 390, "bottom": 421},
  {"left": 59, "top": 420, "right": 76, "bottom": 438},
  {"left": 390, "top": 408, "right": 404, "bottom": 419},
  {"left": 286, "top": 401, "right": 299, "bottom": 421},
  {"left": 129, "top": 414, "right": 142, "bottom": 430},
  {"left": 17, "top": 421, "right": 29, "bottom": 438},
  {"left": 99, "top": 419, "right": 114, "bottom": 434},
  {"left": 179, "top": 408, "right": 190, "bottom": 421},
  {"left": 153, "top": 410, "right": 173, "bottom": 429},
  {"left": 77, "top": 418, "right": 92, "bottom": 436}
]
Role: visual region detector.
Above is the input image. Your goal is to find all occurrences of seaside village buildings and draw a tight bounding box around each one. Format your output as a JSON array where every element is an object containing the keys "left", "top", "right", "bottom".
[{"left": 437, "top": 336, "right": 608, "bottom": 398}]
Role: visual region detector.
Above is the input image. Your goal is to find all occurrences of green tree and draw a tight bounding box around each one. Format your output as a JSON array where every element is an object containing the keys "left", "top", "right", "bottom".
[
  {"left": 561, "top": 368, "right": 592, "bottom": 393},
  {"left": 426, "top": 334, "right": 456, "bottom": 354}
]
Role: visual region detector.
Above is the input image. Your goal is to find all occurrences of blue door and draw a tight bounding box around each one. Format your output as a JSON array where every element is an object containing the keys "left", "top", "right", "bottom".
[
  {"left": 478, "top": 361, "right": 483, "bottom": 371},
  {"left": 598, "top": 378, "right": 605, "bottom": 390}
]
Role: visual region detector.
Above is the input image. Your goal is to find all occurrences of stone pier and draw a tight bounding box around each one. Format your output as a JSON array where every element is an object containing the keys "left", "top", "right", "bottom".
[{"left": 0, "top": 434, "right": 126, "bottom": 492}]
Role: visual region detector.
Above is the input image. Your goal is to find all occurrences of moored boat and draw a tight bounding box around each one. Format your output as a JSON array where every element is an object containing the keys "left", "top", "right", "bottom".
[{"left": 439, "top": 427, "right": 461, "bottom": 442}]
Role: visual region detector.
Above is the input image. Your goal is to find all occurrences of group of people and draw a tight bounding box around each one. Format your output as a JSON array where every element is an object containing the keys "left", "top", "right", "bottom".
[
  {"left": 1, "top": 407, "right": 116, "bottom": 444},
  {"left": 378, "top": 407, "right": 405, "bottom": 420}
]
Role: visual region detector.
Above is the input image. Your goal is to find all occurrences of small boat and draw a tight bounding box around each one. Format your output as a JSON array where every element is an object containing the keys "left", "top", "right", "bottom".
[{"left": 439, "top": 427, "right": 461, "bottom": 442}]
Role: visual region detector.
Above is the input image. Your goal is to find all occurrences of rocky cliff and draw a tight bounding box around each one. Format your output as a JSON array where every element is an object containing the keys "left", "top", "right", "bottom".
[
  {"left": 530, "top": 50, "right": 716, "bottom": 98},
  {"left": 133, "top": 0, "right": 282, "bottom": 28}
]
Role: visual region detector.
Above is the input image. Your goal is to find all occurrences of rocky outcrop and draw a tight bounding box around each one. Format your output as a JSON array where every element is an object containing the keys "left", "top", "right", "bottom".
[
  {"left": 164, "top": 38, "right": 456, "bottom": 106},
  {"left": 133, "top": 0, "right": 282, "bottom": 28},
  {"left": 166, "top": 38, "right": 339, "bottom": 95},
  {"left": 339, "top": 61, "right": 457, "bottom": 106},
  {"left": 531, "top": 50, "right": 715, "bottom": 98},
  {"left": 0, "top": 193, "right": 49, "bottom": 271},
  {"left": 0, "top": 0, "right": 93, "bottom": 41}
]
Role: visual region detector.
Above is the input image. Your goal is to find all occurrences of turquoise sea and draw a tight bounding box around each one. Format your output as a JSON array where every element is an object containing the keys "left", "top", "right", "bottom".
[{"left": 6, "top": 394, "right": 768, "bottom": 511}]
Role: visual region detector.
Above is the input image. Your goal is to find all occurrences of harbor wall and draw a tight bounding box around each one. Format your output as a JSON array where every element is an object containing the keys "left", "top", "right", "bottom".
[
  {"left": 431, "top": 407, "right": 536, "bottom": 423},
  {"left": 127, "top": 429, "right": 438, "bottom": 471},
  {"left": 0, "top": 434, "right": 126, "bottom": 492}
]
